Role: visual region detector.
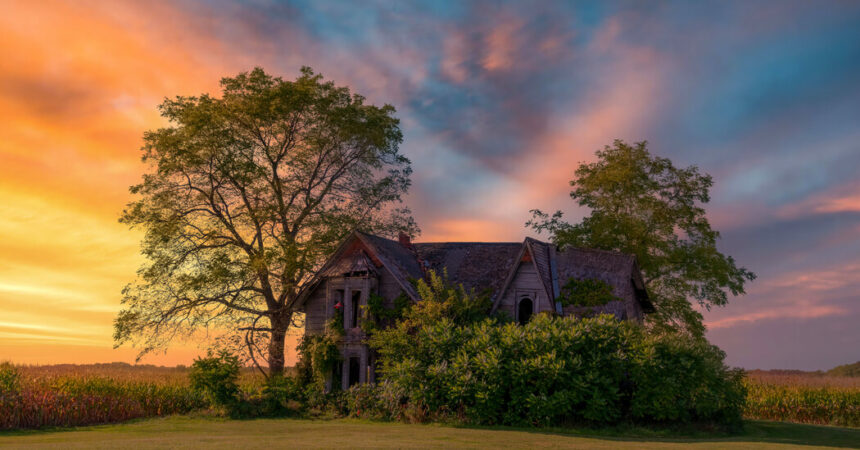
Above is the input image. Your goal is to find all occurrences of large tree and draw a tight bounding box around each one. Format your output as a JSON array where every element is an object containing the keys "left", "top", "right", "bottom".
[
  {"left": 529, "top": 140, "right": 755, "bottom": 337},
  {"left": 116, "top": 67, "right": 417, "bottom": 375}
]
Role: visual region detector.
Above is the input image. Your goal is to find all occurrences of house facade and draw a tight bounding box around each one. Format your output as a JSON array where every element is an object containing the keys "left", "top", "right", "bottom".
[{"left": 296, "top": 231, "right": 653, "bottom": 390}]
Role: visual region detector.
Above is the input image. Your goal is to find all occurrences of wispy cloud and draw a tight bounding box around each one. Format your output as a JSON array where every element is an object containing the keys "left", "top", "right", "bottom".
[{"left": 1, "top": 0, "right": 859, "bottom": 369}]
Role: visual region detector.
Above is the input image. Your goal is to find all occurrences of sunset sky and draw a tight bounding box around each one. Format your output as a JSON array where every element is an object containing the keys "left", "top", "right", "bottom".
[{"left": 1, "top": 0, "right": 859, "bottom": 370}]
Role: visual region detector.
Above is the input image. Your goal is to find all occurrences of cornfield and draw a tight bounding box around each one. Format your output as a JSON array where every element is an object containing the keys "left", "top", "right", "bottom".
[
  {"left": 0, "top": 362, "right": 208, "bottom": 430},
  {"left": 743, "top": 371, "right": 860, "bottom": 427},
  {"left": 2, "top": 363, "right": 859, "bottom": 430}
]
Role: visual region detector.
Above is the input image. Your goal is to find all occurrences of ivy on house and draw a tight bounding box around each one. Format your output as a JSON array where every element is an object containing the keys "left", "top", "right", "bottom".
[
  {"left": 558, "top": 278, "right": 619, "bottom": 307},
  {"left": 361, "top": 292, "right": 410, "bottom": 334},
  {"left": 295, "top": 330, "right": 342, "bottom": 391}
]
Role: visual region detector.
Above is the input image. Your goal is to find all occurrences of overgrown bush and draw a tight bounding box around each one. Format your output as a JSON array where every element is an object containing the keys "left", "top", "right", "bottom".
[
  {"left": 255, "top": 374, "right": 305, "bottom": 416},
  {"left": 558, "top": 278, "right": 619, "bottom": 307},
  {"left": 367, "top": 271, "right": 745, "bottom": 428},
  {"left": 371, "top": 314, "right": 744, "bottom": 427},
  {"left": 629, "top": 334, "right": 746, "bottom": 425},
  {"left": 295, "top": 330, "right": 342, "bottom": 392},
  {"left": 189, "top": 350, "right": 241, "bottom": 412}
]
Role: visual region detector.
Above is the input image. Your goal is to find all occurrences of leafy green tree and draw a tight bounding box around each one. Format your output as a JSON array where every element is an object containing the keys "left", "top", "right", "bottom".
[
  {"left": 529, "top": 140, "right": 755, "bottom": 337},
  {"left": 116, "top": 67, "right": 417, "bottom": 376}
]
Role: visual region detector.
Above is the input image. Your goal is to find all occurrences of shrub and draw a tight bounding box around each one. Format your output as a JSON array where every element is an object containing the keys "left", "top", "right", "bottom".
[
  {"left": 189, "top": 350, "right": 241, "bottom": 411},
  {"left": 369, "top": 273, "right": 745, "bottom": 428},
  {"left": 373, "top": 313, "right": 640, "bottom": 426},
  {"left": 628, "top": 334, "right": 746, "bottom": 426},
  {"left": 256, "top": 374, "right": 305, "bottom": 416},
  {"left": 342, "top": 383, "right": 391, "bottom": 420}
]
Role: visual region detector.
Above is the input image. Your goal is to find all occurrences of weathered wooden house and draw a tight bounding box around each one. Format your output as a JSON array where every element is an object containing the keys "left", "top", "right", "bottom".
[{"left": 296, "top": 231, "right": 653, "bottom": 390}]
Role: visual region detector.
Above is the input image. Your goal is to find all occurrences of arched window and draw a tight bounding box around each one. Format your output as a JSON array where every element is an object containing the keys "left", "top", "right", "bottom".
[{"left": 518, "top": 297, "right": 533, "bottom": 325}]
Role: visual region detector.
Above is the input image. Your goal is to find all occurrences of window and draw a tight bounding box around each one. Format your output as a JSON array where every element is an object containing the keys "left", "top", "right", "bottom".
[
  {"left": 350, "top": 291, "right": 361, "bottom": 328},
  {"left": 348, "top": 357, "right": 361, "bottom": 387},
  {"left": 332, "top": 289, "right": 344, "bottom": 319},
  {"left": 518, "top": 296, "right": 533, "bottom": 325}
]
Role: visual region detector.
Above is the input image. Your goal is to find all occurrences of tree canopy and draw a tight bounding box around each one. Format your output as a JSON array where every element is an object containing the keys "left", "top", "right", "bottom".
[
  {"left": 115, "top": 67, "right": 416, "bottom": 375},
  {"left": 529, "top": 140, "right": 755, "bottom": 337}
]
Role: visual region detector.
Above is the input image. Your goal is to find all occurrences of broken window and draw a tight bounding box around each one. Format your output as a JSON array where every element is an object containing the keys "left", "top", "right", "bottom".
[
  {"left": 348, "top": 357, "right": 361, "bottom": 387},
  {"left": 518, "top": 296, "right": 533, "bottom": 325},
  {"left": 350, "top": 290, "right": 361, "bottom": 328}
]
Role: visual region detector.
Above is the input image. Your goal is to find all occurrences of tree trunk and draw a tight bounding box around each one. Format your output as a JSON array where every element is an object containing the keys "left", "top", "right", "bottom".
[{"left": 267, "top": 312, "right": 290, "bottom": 377}]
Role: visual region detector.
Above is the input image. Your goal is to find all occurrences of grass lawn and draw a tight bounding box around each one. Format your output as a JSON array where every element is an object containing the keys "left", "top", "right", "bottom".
[{"left": 0, "top": 416, "right": 858, "bottom": 449}]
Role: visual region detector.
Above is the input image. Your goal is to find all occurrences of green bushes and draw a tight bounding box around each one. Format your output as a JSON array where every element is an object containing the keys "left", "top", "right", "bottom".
[
  {"left": 629, "top": 335, "right": 746, "bottom": 424},
  {"left": 189, "top": 351, "right": 307, "bottom": 418},
  {"left": 370, "top": 313, "right": 745, "bottom": 428},
  {"left": 189, "top": 351, "right": 241, "bottom": 411},
  {"left": 295, "top": 332, "right": 342, "bottom": 392}
]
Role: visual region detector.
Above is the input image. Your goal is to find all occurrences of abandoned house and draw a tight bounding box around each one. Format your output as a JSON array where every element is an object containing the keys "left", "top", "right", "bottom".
[{"left": 296, "top": 230, "right": 654, "bottom": 390}]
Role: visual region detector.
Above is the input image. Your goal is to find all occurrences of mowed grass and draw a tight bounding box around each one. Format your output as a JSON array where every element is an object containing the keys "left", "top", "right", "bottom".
[{"left": 1, "top": 416, "right": 859, "bottom": 449}]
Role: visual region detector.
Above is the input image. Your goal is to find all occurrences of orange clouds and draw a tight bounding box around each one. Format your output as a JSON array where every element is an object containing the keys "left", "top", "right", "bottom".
[
  {"left": 505, "top": 27, "right": 666, "bottom": 215},
  {"left": 815, "top": 195, "right": 860, "bottom": 214},
  {"left": 0, "top": 0, "right": 420, "bottom": 366},
  {"left": 705, "top": 305, "right": 846, "bottom": 330},
  {"left": 420, "top": 218, "right": 520, "bottom": 243},
  {"left": 0, "top": 0, "right": 266, "bottom": 365}
]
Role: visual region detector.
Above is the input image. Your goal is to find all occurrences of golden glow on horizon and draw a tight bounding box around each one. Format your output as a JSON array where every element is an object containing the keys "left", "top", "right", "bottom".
[{"left": 0, "top": 1, "right": 231, "bottom": 366}]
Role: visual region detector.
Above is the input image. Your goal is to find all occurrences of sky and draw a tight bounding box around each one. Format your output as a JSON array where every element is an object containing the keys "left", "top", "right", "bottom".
[{"left": 1, "top": 0, "right": 858, "bottom": 370}]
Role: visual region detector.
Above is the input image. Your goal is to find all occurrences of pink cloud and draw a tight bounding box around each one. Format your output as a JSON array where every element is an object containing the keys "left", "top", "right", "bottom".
[
  {"left": 482, "top": 17, "right": 523, "bottom": 71},
  {"left": 703, "top": 262, "right": 860, "bottom": 329},
  {"left": 707, "top": 305, "right": 846, "bottom": 329},
  {"left": 778, "top": 180, "right": 860, "bottom": 218}
]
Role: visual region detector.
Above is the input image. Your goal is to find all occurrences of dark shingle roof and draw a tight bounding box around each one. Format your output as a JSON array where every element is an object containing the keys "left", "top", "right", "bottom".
[
  {"left": 355, "top": 232, "right": 424, "bottom": 300},
  {"left": 299, "top": 231, "right": 652, "bottom": 313},
  {"left": 413, "top": 242, "right": 521, "bottom": 296},
  {"left": 554, "top": 247, "right": 636, "bottom": 282}
]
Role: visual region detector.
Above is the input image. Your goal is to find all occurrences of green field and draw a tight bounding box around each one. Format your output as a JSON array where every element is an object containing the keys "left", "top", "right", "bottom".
[{"left": 1, "top": 416, "right": 858, "bottom": 449}]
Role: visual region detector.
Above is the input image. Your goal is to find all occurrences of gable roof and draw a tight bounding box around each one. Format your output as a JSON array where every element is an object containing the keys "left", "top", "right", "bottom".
[
  {"left": 490, "top": 238, "right": 556, "bottom": 313},
  {"left": 295, "top": 231, "right": 422, "bottom": 308},
  {"left": 357, "top": 232, "right": 424, "bottom": 299},
  {"left": 297, "top": 231, "right": 653, "bottom": 313}
]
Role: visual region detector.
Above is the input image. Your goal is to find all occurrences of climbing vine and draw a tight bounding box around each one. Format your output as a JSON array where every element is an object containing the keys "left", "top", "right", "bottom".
[
  {"left": 361, "top": 292, "right": 410, "bottom": 334},
  {"left": 295, "top": 329, "right": 342, "bottom": 390},
  {"left": 558, "top": 278, "right": 619, "bottom": 307}
]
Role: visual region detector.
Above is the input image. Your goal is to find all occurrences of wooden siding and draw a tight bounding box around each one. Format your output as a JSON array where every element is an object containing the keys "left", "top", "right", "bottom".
[
  {"left": 303, "top": 280, "right": 330, "bottom": 335},
  {"left": 497, "top": 262, "right": 552, "bottom": 319},
  {"left": 303, "top": 261, "right": 406, "bottom": 335}
]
